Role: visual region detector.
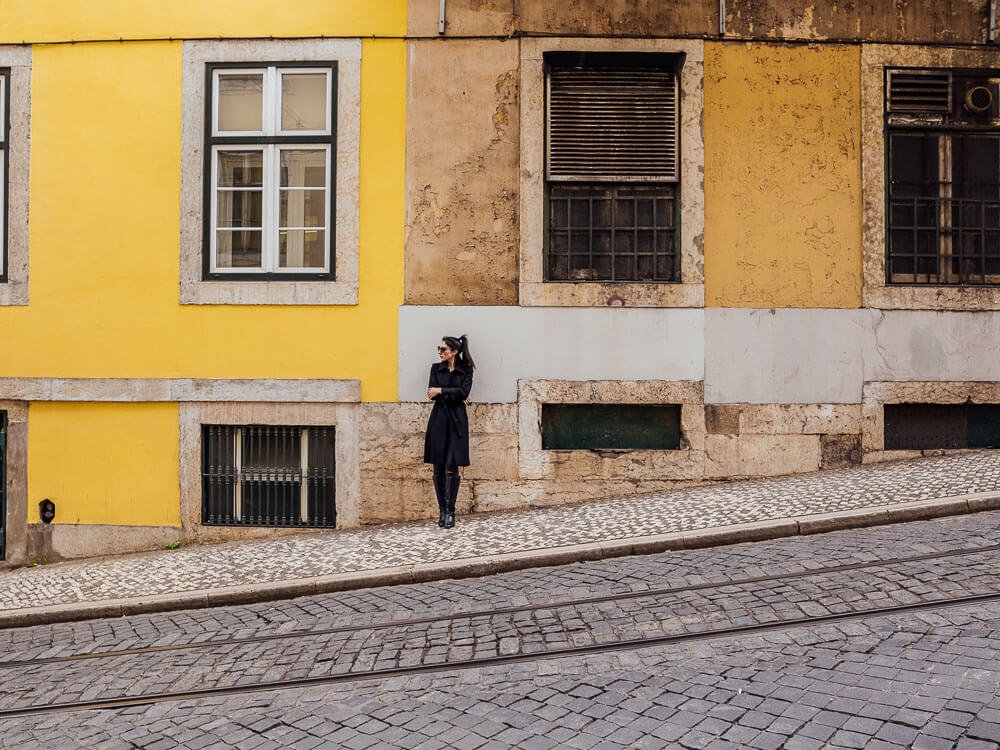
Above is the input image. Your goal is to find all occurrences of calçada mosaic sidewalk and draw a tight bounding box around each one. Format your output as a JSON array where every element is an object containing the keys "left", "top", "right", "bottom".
[{"left": 1, "top": 451, "right": 999, "bottom": 628}]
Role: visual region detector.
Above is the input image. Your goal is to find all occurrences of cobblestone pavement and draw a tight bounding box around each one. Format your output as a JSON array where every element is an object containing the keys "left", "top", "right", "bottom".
[
  {"left": 2, "top": 451, "right": 1000, "bottom": 614},
  {"left": 2, "top": 512, "right": 1000, "bottom": 747}
]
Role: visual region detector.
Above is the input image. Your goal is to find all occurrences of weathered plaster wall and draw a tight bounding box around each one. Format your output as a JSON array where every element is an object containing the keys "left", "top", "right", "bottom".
[
  {"left": 704, "top": 42, "right": 862, "bottom": 309},
  {"left": 408, "top": 0, "right": 515, "bottom": 36},
  {"left": 516, "top": 0, "right": 714, "bottom": 37},
  {"left": 398, "top": 306, "right": 705, "bottom": 402},
  {"left": 405, "top": 39, "right": 520, "bottom": 305}
]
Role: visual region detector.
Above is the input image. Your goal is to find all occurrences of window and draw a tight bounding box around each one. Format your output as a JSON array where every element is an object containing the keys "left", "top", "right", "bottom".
[
  {"left": 884, "top": 403, "right": 1000, "bottom": 449},
  {"left": 205, "top": 63, "right": 336, "bottom": 279},
  {"left": 0, "top": 68, "right": 8, "bottom": 284},
  {"left": 544, "top": 52, "right": 681, "bottom": 283},
  {"left": 541, "top": 404, "right": 681, "bottom": 450},
  {"left": 886, "top": 68, "right": 1000, "bottom": 285},
  {"left": 202, "top": 424, "right": 336, "bottom": 527}
]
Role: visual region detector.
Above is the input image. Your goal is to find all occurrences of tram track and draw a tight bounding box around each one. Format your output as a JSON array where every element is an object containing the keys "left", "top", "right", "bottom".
[
  {"left": 2, "top": 588, "right": 1000, "bottom": 719},
  {"left": 2, "top": 541, "right": 999, "bottom": 673}
]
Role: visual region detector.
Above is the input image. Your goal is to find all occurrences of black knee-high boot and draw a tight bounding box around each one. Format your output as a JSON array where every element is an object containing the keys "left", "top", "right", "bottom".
[
  {"left": 444, "top": 471, "right": 460, "bottom": 529},
  {"left": 433, "top": 465, "right": 447, "bottom": 527}
]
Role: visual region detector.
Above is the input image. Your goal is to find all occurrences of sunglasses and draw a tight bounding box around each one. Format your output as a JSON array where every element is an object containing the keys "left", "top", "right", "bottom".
[{"left": 437, "top": 346, "right": 451, "bottom": 354}]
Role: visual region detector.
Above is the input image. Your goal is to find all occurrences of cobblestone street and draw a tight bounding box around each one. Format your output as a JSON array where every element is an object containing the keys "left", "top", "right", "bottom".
[
  {"left": 2, "top": 451, "right": 1000, "bottom": 623},
  {"left": 2, "top": 510, "right": 1000, "bottom": 748}
]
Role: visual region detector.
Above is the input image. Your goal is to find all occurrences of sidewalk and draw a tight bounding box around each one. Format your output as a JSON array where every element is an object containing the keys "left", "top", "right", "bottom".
[{"left": 2, "top": 451, "right": 1000, "bottom": 628}]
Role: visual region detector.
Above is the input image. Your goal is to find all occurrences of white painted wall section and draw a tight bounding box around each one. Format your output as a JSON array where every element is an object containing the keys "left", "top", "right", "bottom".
[
  {"left": 868, "top": 311, "right": 1000, "bottom": 382},
  {"left": 398, "top": 306, "right": 705, "bottom": 402},
  {"left": 705, "top": 309, "right": 878, "bottom": 404}
]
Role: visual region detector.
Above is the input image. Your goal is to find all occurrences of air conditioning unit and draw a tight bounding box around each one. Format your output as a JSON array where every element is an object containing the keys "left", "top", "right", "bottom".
[{"left": 887, "top": 68, "right": 1000, "bottom": 127}]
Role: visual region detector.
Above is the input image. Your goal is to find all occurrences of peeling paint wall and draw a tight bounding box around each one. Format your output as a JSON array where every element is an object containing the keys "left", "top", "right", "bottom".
[
  {"left": 704, "top": 42, "right": 862, "bottom": 309},
  {"left": 405, "top": 40, "right": 519, "bottom": 305},
  {"left": 516, "top": 0, "right": 713, "bottom": 37}
]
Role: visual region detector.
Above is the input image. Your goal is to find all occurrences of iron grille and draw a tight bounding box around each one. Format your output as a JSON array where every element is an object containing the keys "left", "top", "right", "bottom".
[
  {"left": 0, "top": 411, "right": 6, "bottom": 560},
  {"left": 884, "top": 404, "right": 1000, "bottom": 449},
  {"left": 202, "top": 425, "right": 335, "bottom": 528},
  {"left": 547, "top": 183, "right": 678, "bottom": 281},
  {"left": 887, "top": 69, "right": 952, "bottom": 113},
  {"left": 547, "top": 67, "right": 678, "bottom": 182},
  {"left": 888, "top": 132, "right": 1000, "bottom": 284}
]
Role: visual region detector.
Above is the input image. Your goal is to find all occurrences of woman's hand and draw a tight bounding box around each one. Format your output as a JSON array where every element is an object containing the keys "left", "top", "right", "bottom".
[{"left": 427, "top": 387, "right": 442, "bottom": 399}]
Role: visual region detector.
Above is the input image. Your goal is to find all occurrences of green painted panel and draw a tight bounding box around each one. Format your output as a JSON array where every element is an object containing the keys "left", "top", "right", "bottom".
[
  {"left": 884, "top": 403, "right": 1000, "bottom": 450},
  {"left": 541, "top": 404, "right": 681, "bottom": 450}
]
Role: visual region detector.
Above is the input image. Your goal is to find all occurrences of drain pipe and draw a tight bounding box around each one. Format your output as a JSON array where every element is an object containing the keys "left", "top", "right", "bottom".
[
  {"left": 991, "top": 0, "right": 997, "bottom": 42},
  {"left": 719, "top": 0, "right": 726, "bottom": 35},
  {"left": 439, "top": 0, "right": 447, "bottom": 34}
]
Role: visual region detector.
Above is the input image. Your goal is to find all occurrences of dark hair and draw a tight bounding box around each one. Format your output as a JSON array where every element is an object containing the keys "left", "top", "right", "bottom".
[{"left": 443, "top": 334, "right": 475, "bottom": 370}]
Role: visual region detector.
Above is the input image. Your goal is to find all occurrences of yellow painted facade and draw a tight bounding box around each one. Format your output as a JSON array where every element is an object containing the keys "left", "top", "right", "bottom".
[
  {"left": 703, "top": 42, "right": 863, "bottom": 308},
  {"left": 1, "top": 4, "right": 405, "bottom": 528},
  {"left": 28, "top": 403, "right": 180, "bottom": 526}
]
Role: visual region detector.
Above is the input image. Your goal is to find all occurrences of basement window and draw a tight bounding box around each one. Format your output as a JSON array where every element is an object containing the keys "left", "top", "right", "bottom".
[
  {"left": 201, "top": 424, "right": 336, "bottom": 527},
  {"left": 544, "top": 52, "right": 682, "bottom": 283},
  {"left": 884, "top": 403, "right": 1000, "bottom": 449},
  {"left": 541, "top": 404, "right": 681, "bottom": 450}
]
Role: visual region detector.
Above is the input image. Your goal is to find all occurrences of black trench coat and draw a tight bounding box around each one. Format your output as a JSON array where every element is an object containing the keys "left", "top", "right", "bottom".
[{"left": 423, "top": 361, "right": 474, "bottom": 467}]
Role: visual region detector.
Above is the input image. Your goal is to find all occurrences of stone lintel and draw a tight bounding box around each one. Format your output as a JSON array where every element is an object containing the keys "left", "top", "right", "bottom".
[{"left": 0, "top": 378, "right": 361, "bottom": 403}]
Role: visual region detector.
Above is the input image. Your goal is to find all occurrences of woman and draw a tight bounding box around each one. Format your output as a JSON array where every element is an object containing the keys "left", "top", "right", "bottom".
[{"left": 424, "top": 335, "right": 475, "bottom": 529}]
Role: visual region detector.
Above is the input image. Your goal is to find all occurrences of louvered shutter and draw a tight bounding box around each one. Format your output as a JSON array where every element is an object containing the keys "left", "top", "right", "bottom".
[
  {"left": 547, "top": 67, "right": 678, "bottom": 183},
  {"left": 886, "top": 69, "right": 952, "bottom": 113}
]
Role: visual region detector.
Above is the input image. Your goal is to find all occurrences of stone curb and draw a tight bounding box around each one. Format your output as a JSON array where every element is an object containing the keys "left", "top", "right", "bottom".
[{"left": 1, "top": 490, "right": 998, "bottom": 630}]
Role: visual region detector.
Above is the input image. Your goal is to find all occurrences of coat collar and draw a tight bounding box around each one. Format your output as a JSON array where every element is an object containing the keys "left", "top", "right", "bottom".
[{"left": 434, "top": 360, "right": 466, "bottom": 375}]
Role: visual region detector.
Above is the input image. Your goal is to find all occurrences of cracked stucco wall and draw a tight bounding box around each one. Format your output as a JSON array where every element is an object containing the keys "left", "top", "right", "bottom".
[
  {"left": 704, "top": 42, "right": 862, "bottom": 309},
  {"left": 404, "top": 39, "right": 519, "bottom": 305}
]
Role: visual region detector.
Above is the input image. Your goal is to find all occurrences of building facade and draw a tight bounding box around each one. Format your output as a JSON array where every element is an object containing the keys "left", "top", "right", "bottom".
[{"left": 3, "top": 1, "right": 1000, "bottom": 564}]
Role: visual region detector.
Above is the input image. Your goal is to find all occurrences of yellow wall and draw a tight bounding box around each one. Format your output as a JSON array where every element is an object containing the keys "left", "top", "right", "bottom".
[
  {"left": 0, "top": 39, "right": 405, "bottom": 401},
  {"left": 0, "top": 1, "right": 404, "bottom": 42},
  {"left": 28, "top": 403, "right": 180, "bottom": 526},
  {"left": 0, "top": 4, "right": 406, "bottom": 526},
  {"left": 704, "top": 42, "right": 862, "bottom": 308}
]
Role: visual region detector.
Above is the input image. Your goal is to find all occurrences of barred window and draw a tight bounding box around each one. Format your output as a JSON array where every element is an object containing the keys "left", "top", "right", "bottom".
[
  {"left": 544, "top": 52, "right": 681, "bottom": 283},
  {"left": 202, "top": 425, "right": 336, "bottom": 527},
  {"left": 886, "top": 68, "right": 1000, "bottom": 285}
]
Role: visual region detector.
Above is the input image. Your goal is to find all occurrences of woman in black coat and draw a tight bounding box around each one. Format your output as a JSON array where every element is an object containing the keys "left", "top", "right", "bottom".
[{"left": 424, "top": 334, "right": 475, "bottom": 529}]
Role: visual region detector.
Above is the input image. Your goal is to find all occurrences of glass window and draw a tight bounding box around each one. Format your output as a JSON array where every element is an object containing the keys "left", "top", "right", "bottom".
[{"left": 206, "top": 64, "right": 335, "bottom": 278}]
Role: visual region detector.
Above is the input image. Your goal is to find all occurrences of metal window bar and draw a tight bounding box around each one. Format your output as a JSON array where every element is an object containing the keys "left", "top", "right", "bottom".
[
  {"left": 201, "top": 424, "right": 336, "bottom": 528},
  {"left": 0, "top": 411, "right": 6, "bottom": 560},
  {"left": 546, "top": 184, "right": 678, "bottom": 282},
  {"left": 888, "top": 196, "right": 1000, "bottom": 284}
]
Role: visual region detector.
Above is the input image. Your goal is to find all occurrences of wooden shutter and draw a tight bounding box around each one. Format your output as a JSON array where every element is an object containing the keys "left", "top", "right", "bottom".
[{"left": 547, "top": 66, "right": 678, "bottom": 182}]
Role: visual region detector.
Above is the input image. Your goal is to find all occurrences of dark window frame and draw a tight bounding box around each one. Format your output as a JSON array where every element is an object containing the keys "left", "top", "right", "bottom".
[
  {"left": 201, "top": 423, "right": 337, "bottom": 528},
  {"left": 885, "top": 66, "right": 1000, "bottom": 287},
  {"left": 541, "top": 403, "right": 683, "bottom": 451},
  {"left": 543, "top": 52, "right": 682, "bottom": 284},
  {"left": 1, "top": 68, "right": 10, "bottom": 284},
  {"left": 201, "top": 60, "right": 339, "bottom": 282}
]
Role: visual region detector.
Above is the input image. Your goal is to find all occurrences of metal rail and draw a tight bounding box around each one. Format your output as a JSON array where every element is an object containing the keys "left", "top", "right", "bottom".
[
  {"left": 2, "top": 542, "right": 999, "bottom": 672},
  {"left": 2, "top": 589, "right": 1000, "bottom": 719}
]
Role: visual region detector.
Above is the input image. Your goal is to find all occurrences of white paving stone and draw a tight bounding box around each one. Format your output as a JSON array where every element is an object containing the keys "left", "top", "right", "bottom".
[{"left": 0, "top": 451, "right": 998, "bottom": 612}]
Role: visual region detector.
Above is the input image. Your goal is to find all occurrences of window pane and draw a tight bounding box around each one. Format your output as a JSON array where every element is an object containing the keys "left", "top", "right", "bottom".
[
  {"left": 281, "top": 73, "right": 328, "bottom": 131},
  {"left": 217, "top": 190, "right": 263, "bottom": 228},
  {"left": 280, "top": 150, "right": 326, "bottom": 188},
  {"left": 279, "top": 229, "right": 325, "bottom": 268},
  {"left": 216, "top": 230, "right": 262, "bottom": 268},
  {"left": 218, "top": 73, "right": 263, "bottom": 132},
  {"left": 280, "top": 189, "right": 326, "bottom": 228},
  {"left": 218, "top": 151, "right": 263, "bottom": 187}
]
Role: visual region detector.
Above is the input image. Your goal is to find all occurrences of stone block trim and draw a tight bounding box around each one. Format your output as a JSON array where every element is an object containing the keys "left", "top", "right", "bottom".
[
  {"left": 517, "top": 379, "right": 706, "bottom": 481},
  {"left": 0, "top": 47, "right": 31, "bottom": 306},
  {"left": 861, "top": 44, "right": 1000, "bottom": 311},
  {"left": 179, "top": 402, "right": 361, "bottom": 543},
  {"left": 0, "top": 378, "right": 360, "bottom": 403},
  {"left": 0, "top": 401, "right": 27, "bottom": 567},
  {"left": 518, "top": 37, "right": 705, "bottom": 308},
  {"left": 862, "top": 381, "right": 1000, "bottom": 460},
  {"left": 179, "top": 39, "right": 361, "bottom": 306}
]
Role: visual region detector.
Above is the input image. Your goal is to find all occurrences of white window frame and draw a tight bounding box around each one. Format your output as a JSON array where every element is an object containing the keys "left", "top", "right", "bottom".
[{"left": 208, "top": 66, "right": 333, "bottom": 277}]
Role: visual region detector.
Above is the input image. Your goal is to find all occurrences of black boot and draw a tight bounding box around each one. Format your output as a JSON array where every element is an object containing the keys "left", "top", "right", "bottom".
[
  {"left": 444, "top": 472, "right": 460, "bottom": 529},
  {"left": 433, "top": 468, "right": 447, "bottom": 527}
]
